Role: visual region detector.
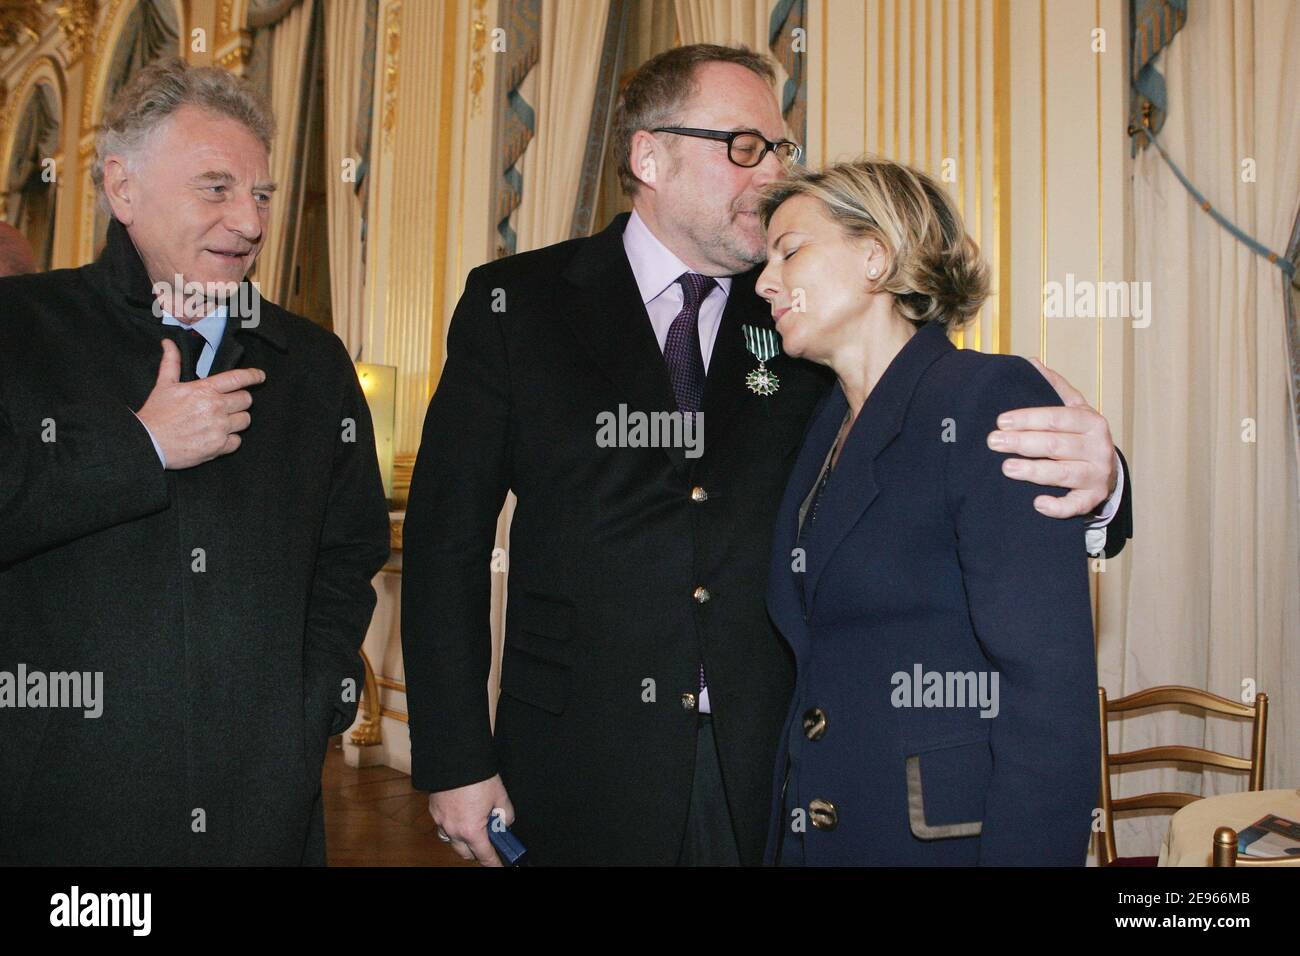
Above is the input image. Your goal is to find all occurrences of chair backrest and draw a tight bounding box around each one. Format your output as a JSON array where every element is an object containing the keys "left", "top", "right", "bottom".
[
  {"left": 1212, "top": 826, "right": 1300, "bottom": 867},
  {"left": 1096, "top": 685, "right": 1268, "bottom": 865}
]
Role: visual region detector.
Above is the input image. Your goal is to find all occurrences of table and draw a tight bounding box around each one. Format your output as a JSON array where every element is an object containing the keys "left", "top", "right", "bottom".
[{"left": 1158, "top": 788, "right": 1300, "bottom": 866}]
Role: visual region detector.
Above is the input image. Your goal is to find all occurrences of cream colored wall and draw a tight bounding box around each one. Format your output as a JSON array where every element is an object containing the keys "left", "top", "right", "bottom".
[{"left": 362, "top": 0, "right": 499, "bottom": 456}]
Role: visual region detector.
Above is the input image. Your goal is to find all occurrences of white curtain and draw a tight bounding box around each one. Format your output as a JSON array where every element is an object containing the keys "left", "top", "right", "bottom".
[
  {"left": 674, "top": 0, "right": 769, "bottom": 50},
  {"left": 257, "top": 0, "right": 316, "bottom": 304},
  {"left": 323, "top": 0, "right": 368, "bottom": 356},
  {"left": 1105, "top": 0, "right": 1300, "bottom": 859},
  {"left": 511, "top": 0, "right": 613, "bottom": 252}
]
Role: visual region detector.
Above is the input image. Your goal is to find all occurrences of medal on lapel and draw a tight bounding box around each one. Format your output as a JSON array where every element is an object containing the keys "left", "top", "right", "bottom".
[{"left": 741, "top": 324, "right": 781, "bottom": 396}]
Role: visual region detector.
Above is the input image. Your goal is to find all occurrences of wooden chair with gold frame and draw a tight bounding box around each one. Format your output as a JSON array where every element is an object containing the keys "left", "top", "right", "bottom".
[
  {"left": 1097, "top": 685, "right": 1268, "bottom": 866},
  {"left": 1212, "top": 826, "right": 1300, "bottom": 867}
]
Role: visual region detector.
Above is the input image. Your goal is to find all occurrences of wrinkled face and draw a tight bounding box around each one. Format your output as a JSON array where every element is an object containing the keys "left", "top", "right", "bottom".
[
  {"left": 756, "top": 194, "right": 883, "bottom": 363},
  {"left": 104, "top": 104, "right": 274, "bottom": 314},
  {"left": 636, "top": 61, "right": 793, "bottom": 274}
]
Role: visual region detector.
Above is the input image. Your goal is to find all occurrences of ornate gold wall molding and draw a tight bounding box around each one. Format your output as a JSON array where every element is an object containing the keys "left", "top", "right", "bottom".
[
  {"left": 215, "top": 0, "right": 251, "bottom": 71},
  {"left": 78, "top": 0, "right": 129, "bottom": 134},
  {"left": 0, "top": 2, "right": 46, "bottom": 49},
  {"left": 0, "top": 55, "right": 66, "bottom": 201},
  {"left": 380, "top": 0, "right": 401, "bottom": 149},
  {"left": 56, "top": 0, "right": 97, "bottom": 64},
  {"left": 469, "top": 0, "right": 486, "bottom": 117}
]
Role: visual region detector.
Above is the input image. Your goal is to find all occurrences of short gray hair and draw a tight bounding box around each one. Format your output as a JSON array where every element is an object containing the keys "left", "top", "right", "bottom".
[{"left": 92, "top": 56, "right": 275, "bottom": 214}]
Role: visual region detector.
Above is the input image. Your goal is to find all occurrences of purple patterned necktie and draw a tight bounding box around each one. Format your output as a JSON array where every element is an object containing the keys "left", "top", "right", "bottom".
[
  {"left": 663, "top": 272, "right": 715, "bottom": 697},
  {"left": 663, "top": 272, "right": 713, "bottom": 414}
]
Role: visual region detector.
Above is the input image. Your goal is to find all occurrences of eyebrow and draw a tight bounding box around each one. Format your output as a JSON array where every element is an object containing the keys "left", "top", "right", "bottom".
[
  {"left": 190, "top": 170, "right": 278, "bottom": 192},
  {"left": 768, "top": 230, "right": 802, "bottom": 250}
]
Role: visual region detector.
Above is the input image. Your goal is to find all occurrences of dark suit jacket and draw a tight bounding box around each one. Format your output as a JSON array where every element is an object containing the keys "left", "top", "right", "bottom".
[
  {"left": 0, "top": 218, "right": 390, "bottom": 865},
  {"left": 764, "top": 320, "right": 1101, "bottom": 866},
  {"left": 401, "top": 212, "right": 833, "bottom": 865}
]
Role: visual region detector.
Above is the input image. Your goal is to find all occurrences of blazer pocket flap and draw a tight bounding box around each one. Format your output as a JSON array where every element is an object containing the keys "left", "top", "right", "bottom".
[
  {"left": 499, "top": 645, "right": 569, "bottom": 715},
  {"left": 510, "top": 592, "right": 574, "bottom": 641},
  {"left": 905, "top": 738, "right": 991, "bottom": 840}
]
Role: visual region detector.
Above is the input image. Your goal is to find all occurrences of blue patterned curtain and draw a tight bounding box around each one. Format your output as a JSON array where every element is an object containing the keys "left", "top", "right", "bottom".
[
  {"left": 570, "top": 0, "right": 631, "bottom": 239},
  {"left": 1129, "top": 0, "right": 1186, "bottom": 154},
  {"left": 490, "top": 0, "right": 541, "bottom": 258},
  {"left": 768, "top": 0, "right": 806, "bottom": 151}
]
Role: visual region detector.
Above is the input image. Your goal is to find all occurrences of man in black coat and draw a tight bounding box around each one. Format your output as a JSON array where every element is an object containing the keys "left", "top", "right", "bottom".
[
  {"left": 0, "top": 59, "right": 389, "bottom": 865},
  {"left": 402, "top": 45, "right": 1132, "bottom": 866}
]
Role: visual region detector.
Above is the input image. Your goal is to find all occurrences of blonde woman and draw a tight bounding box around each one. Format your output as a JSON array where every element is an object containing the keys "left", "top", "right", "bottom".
[{"left": 756, "top": 158, "right": 1098, "bottom": 866}]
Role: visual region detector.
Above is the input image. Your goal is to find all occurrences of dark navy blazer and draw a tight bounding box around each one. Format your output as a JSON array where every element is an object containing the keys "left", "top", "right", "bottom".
[{"left": 763, "top": 320, "right": 1099, "bottom": 866}]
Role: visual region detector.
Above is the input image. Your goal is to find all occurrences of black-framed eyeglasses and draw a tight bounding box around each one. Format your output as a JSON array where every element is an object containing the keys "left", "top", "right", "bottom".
[{"left": 651, "top": 127, "right": 804, "bottom": 168}]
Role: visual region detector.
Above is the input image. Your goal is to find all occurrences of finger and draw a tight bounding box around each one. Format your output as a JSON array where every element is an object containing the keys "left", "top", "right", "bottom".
[
  {"left": 447, "top": 838, "right": 475, "bottom": 861},
  {"left": 1034, "top": 489, "right": 1106, "bottom": 519},
  {"left": 227, "top": 411, "right": 252, "bottom": 434},
  {"left": 987, "top": 429, "right": 1089, "bottom": 461},
  {"left": 156, "top": 338, "right": 181, "bottom": 385},
  {"left": 221, "top": 390, "right": 253, "bottom": 413},
  {"left": 492, "top": 803, "right": 516, "bottom": 829},
  {"left": 466, "top": 830, "right": 503, "bottom": 867},
  {"left": 218, "top": 433, "right": 242, "bottom": 456},
  {"left": 1025, "top": 357, "right": 1086, "bottom": 407},
  {"left": 1001, "top": 456, "right": 1095, "bottom": 490},
  {"left": 207, "top": 367, "right": 266, "bottom": 393},
  {"left": 995, "top": 405, "right": 1100, "bottom": 435}
]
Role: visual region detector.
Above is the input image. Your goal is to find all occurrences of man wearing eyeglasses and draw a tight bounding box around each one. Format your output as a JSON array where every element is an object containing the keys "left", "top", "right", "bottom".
[{"left": 401, "top": 43, "right": 1131, "bottom": 866}]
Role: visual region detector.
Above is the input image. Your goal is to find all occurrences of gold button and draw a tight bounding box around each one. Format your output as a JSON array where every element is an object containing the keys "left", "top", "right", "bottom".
[
  {"left": 693, "top": 586, "right": 710, "bottom": 604},
  {"left": 681, "top": 692, "right": 697, "bottom": 710},
  {"left": 802, "top": 707, "right": 828, "bottom": 741},
  {"left": 690, "top": 486, "right": 708, "bottom": 502},
  {"left": 809, "top": 798, "right": 838, "bottom": 830}
]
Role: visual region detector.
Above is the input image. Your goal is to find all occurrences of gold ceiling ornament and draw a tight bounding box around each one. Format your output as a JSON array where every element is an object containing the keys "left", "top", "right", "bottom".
[
  {"left": 0, "top": 0, "right": 46, "bottom": 50},
  {"left": 56, "top": 0, "right": 96, "bottom": 64}
]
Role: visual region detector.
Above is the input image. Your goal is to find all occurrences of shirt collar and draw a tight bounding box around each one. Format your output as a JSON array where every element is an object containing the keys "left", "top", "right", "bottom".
[
  {"left": 160, "top": 303, "right": 229, "bottom": 348},
  {"left": 621, "top": 208, "right": 733, "bottom": 305}
]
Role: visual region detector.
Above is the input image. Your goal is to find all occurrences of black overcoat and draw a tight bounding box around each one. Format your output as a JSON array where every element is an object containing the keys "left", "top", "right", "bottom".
[{"left": 0, "top": 218, "right": 390, "bottom": 865}]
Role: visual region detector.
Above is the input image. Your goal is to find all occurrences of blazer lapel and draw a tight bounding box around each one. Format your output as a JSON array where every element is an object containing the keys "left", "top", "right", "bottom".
[
  {"left": 558, "top": 213, "right": 687, "bottom": 472},
  {"left": 209, "top": 328, "right": 245, "bottom": 376},
  {"left": 699, "top": 267, "right": 764, "bottom": 442},
  {"left": 801, "top": 321, "right": 956, "bottom": 613},
  {"left": 765, "top": 384, "right": 842, "bottom": 654}
]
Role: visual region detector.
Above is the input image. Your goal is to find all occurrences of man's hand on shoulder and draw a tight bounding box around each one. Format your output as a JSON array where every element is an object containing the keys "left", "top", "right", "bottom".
[
  {"left": 428, "top": 774, "right": 514, "bottom": 867},
  {"left": 985, "top": 357, "right": 1118, "bottom": 519},
  {"left": 135, "top": 338, "right": 265, "bottom": 470}
]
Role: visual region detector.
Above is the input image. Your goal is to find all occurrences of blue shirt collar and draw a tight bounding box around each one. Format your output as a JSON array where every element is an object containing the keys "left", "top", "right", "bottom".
[{"left": 160, "top": 303, "right": 228, "bottom": 350}]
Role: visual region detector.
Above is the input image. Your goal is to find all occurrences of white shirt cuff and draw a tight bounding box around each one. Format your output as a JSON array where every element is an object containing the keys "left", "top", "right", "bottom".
[
  {"left": 132, "top": 411, "right": 167, "bottom": 469},
  {"left": 1087, "top": 450, "right": 1124, "bottom": 529},
  {"left": 1085, "top": 451, "right": 1124, "bottom": 555}
]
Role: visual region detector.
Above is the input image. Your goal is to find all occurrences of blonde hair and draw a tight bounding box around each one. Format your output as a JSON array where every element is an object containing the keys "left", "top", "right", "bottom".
[{"left": 758, "top": 156, "right": 989, "bottom": 330}]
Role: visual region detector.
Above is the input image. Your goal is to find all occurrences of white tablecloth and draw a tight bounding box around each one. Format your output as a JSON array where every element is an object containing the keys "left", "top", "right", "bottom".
[{"left": 1158, "top": 788, "right": 1300, "bottom": 866}]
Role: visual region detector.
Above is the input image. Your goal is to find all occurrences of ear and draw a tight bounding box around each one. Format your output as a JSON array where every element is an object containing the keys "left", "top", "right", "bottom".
[
  {"left": 864, "top": 239, "right": 890, "bottom": 283},
  {"left": 102, "top": 155, "right": 135, "bottom": 226},
  {"left": 628, "top": 129, "right": 664, "bottom": 191}
]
